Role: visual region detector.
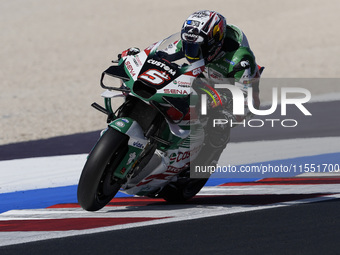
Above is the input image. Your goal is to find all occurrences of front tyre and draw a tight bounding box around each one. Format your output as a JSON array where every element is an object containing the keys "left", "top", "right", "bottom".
[{"left": 77, "top": 127, "right": 129, "bottom": 211}]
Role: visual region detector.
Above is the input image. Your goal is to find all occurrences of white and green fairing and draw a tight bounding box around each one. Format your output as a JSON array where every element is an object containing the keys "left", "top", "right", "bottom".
[
  {"left": 98, "top": 34, "right": 208, "bottom": 195},
  {"left": 118, "top": 34, "right": 206, "bottom": 104},
  {"left": 108, "top": 118, "right": 148, "bottom": 179}
]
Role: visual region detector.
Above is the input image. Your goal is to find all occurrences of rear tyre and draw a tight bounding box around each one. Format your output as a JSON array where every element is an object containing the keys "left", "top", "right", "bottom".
[
  {"left": 161, "top": 178, "right": 209, "bottom": 203},
  {"left": 77, "top": 127, "right": 129, "bottom": 211},
  {"left": 161, "top": 141, "right": 222, "bottom": 203}
]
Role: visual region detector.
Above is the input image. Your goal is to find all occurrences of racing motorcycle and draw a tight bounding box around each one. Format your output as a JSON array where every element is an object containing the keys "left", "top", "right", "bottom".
[{"left": 77, "top": 33, "right": 217, "bottom": 211}]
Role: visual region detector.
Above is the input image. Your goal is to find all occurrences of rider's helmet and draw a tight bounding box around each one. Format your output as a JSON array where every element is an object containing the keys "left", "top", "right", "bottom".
[{"left": 181, "top": 10, "right": 227, "bottom": 63}]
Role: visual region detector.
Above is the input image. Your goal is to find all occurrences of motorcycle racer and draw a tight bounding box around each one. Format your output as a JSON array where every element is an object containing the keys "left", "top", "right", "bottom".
[
  {"left": 124, "top": 10, "right": 261, "bottom": 148},
  {"left": 116, "top": 10, "right": 263, "bottom": 199},
  {"left": 171, "top": 10, "right": 262, "bottom": 167}
]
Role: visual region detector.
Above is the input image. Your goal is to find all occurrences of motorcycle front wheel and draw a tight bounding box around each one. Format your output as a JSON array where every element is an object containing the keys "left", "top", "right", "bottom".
[{"left": 77, "top": 127, "right": 129, "bottom": 211}]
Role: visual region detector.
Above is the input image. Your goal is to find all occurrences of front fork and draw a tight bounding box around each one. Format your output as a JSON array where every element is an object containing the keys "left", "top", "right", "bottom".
[
  {"left": 93, "top": 92, "right": 191, "bottom": 184},
  {"left": 93, "top": 92, "right": 164, "bottom": 183}
]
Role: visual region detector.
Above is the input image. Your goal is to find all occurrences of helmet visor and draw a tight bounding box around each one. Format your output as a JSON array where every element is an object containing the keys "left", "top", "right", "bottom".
[{"left": 182, "top": 40, "right": 202, "bottom": 62}]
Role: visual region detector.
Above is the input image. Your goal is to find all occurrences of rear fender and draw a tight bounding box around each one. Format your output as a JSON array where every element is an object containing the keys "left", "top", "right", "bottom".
[{"left": 108, "top": 118, "right": 148, "bottom": 179}]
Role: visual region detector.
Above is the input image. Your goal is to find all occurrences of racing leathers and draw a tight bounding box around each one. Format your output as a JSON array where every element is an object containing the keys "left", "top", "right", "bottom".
[
  {"left": 173, "top": 24, "right": 261, "bottom": 172},
  {"left": 165, "top": 24, "right": 260, "bottom": 150},
  {"left": 196, "top": 24, "right": 261, "bottom": 150}
]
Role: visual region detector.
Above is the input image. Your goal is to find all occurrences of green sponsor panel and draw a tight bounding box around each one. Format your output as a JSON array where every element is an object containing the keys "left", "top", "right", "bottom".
[
  {"left": 108, "top": 118, "right": 145, "bottom": 179},
  {"left": 109, "top": 117, "right": 134, "bottom": 133},
  {"left": 113, "top": 145, "right": 143, "bottom": 179}
]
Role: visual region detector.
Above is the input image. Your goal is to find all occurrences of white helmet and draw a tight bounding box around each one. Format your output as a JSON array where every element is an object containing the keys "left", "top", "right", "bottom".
[{"left": 181, "top": 10, "right": 227, "bottom": 62}]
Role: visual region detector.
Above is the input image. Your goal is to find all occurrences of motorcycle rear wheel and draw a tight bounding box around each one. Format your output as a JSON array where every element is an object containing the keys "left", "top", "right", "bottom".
[
  {"left": 77, "top": 127, "right": 129, "bottom": 211},
  {"left": 161, "top": 178, "right": 209, "bottom": 203}
]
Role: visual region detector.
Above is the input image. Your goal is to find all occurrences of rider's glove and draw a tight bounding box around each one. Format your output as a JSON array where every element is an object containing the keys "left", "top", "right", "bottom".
[
  {"left": 118, "top": 47, "right": 141, "bottom": 60},
  {"left": 226, "top": 58, "right": 251, "bottom": 78}
]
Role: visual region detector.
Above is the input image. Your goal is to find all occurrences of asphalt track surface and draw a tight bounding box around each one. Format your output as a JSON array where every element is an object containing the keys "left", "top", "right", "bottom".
[
  {"left": 1, "top": 101, "right": 340, "bottom": 254},
  {"left": 1, "top": 198, "right": 340, "bottom": 255}
]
